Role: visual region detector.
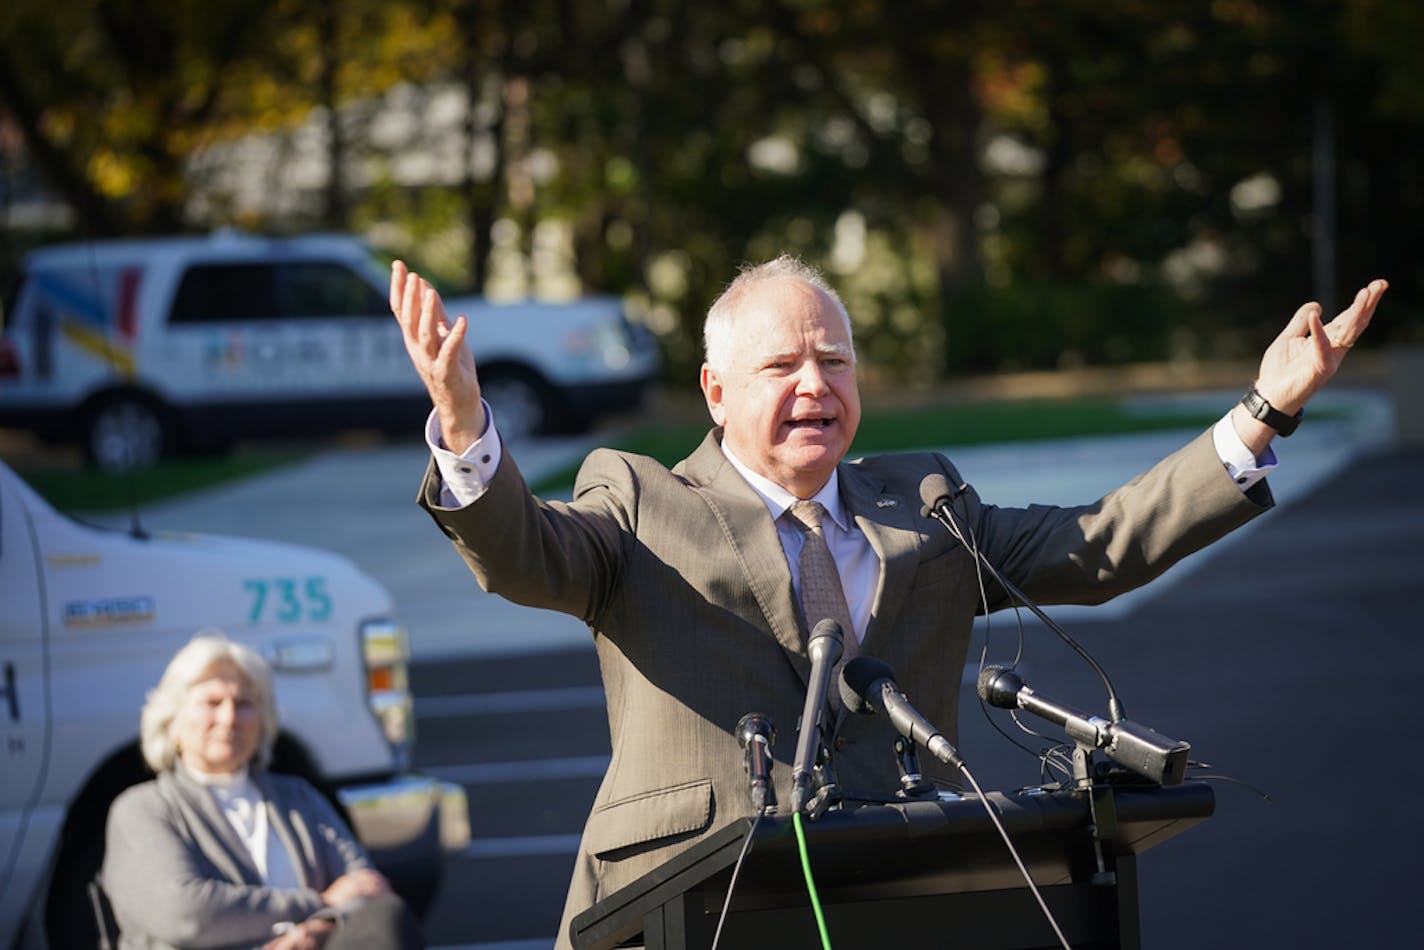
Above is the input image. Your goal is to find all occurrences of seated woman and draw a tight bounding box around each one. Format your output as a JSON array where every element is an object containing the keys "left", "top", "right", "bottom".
[{"left": 102, "top": 632, "right": 424, "bottom": 950}]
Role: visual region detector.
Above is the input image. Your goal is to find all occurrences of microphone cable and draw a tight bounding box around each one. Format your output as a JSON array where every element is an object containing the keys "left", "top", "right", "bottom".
[
  {"left": 782, "top": 753, "right": 1075, "bottom": 949},
  {"left": 924, "top": 475, "right": 1127, "bottom": 724},
  {"left": 935, "top": 487, "right": 1066, "bottom": 772},
  {"left": 957, "top": 761, "right": 1073, "bottom": 950},
  {"left": 792, "top": 810, "right": 833, "bottom": 950},
  {"left": 841, "top": 657, "right": 1073, "bottom": 950},
  {"left": 713, "top": 711, "right": 779, "bottom": 949},
  {"left": 709, "top": 808, "right": 765, "bottom": 950}
]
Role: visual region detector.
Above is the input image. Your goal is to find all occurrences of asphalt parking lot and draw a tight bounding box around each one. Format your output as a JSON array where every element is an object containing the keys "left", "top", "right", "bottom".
[{"left": 34, "top": 386, "right": 1422, "bottom": 947}]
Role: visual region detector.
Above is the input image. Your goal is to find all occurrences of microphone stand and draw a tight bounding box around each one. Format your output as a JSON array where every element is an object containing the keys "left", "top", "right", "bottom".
[
  {"left": 803, "top": 739, "right": 842, "bottom": 819},
  {"left": 892, "top": 736, "right": 937, "bottom": 800},
  {"left": 790, "top": 620, "right": 843, "bottom": 814},
  {"left": 1070, "top": 741, "right": 1123, "bottom": 888}
]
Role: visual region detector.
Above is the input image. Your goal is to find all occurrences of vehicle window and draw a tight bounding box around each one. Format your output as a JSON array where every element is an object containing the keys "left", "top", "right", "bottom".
[
  {"left": 280, "top": 262, "right": 386, "bottom": 318},
  {"left": 169, "top": 264, "right": 282, "bottom": 323}
]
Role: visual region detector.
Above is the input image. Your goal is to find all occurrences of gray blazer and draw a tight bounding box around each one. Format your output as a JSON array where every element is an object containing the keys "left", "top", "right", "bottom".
[
  {"left": 420, "top": 426, "right": 1269, "bottom": 948},
  {"left": 102, "top": 768, "right": 371, "bottom": 950}
]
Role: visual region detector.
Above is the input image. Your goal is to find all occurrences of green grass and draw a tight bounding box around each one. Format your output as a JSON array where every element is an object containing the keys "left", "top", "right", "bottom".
[
  {"left": 18, "top": 393, "right": 1323, "bottom": 509},
  {"left": 528, "top": 396, "right": 1229, "bottom": 493},
  {"left": 17, "top": 452, "right": 307, "bottom": 513}
]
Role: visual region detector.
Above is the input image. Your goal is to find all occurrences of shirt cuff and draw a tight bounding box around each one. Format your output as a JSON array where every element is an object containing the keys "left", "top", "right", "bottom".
[
  {"left": 425, "top": 402, "right": 502, "bottom": 508},
  {"left": 1212, "top": 412, "right": 1277, "bottom": 492}
]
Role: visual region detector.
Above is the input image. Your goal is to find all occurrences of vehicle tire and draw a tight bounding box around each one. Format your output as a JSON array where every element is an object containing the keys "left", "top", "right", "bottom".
[
  {"left": 479, "top": 367, "right": 559, "bottom": 440},
  {"left": 45, "top": 751, "right": 144, "bottom": 950},
  {"left": 82, "top": 394, "right": 170, "bottom": 472},
  {"left": 44, "top": 831, "right": 105, "bottom": 950}
]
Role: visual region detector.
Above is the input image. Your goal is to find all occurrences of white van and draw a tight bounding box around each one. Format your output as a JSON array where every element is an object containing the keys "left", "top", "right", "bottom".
[
  {"left": 0, "top": 457, "right": 469, "bottom": 948},
  {"left": 0, "top": 232, "right": 660, "bottom": 470}
]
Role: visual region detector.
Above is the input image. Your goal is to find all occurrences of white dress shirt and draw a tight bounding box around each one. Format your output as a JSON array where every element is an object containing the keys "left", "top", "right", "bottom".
[
  {"left": 182, "top": 763, "right": 303, "bottom": 890},
  {"left": 424, "top": 406, "right": 1277, "bottom": 640}
]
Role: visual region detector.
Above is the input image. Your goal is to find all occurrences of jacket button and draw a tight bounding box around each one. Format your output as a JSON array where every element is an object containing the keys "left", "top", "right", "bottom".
[{"left": 834, "top": 736, "right": 848, "bottom": 750}]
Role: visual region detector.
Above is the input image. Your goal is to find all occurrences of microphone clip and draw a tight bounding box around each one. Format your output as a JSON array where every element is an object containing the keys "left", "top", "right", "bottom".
[
  {"left": 794, "top": 713, "right": 843, "bottom": 819},
  {"left": 893, "top": 735, "right": 936, "bottom": 800},
  {"left": 806, "top": 755, "right": 842, "bottom": 820}
]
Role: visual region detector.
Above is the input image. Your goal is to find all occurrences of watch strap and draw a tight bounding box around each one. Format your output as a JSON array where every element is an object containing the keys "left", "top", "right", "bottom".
[{"left": 1240, "top": 387, "right": 1302, "bottom": 437}]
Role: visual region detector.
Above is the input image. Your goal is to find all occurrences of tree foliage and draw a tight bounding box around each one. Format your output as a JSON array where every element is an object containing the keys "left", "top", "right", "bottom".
[{"left": 3, "top": 0, "right": 1419, "bottom": 382}]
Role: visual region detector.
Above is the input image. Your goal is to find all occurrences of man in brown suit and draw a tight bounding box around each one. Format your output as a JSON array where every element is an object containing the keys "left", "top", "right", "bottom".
[{"left": 390, "top": 256, "right": 1385, "bottom": 948}]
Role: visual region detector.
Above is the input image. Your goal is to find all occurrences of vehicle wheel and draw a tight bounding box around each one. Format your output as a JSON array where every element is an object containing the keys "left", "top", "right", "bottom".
[
  {"left": 44, "top": 750, "right": 143, "bottom": 950},
  {"left": 45, "top": 832, "right": 105, "bottom": 950},
  {"left": 83, "top": 395, "right": 168, "bottom": 472},
  {"left": 480, "top": 369, "right": 558, "bottom": 440}
]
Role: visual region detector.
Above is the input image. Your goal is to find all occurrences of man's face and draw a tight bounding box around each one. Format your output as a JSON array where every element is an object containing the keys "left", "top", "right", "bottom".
[{"left": 700, "top": 278, "right": 861, "bottom": 498}]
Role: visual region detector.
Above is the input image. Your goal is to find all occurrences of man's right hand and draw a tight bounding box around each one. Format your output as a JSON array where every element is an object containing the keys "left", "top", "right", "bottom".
[{"left": 390, "top": 260, "right": 487, "bottom": 455}]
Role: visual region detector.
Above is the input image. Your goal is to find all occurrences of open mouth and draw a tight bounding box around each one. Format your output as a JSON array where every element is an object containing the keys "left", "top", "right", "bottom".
[{"left": 787, "top": 417, "right": 835, "bottom": 430}]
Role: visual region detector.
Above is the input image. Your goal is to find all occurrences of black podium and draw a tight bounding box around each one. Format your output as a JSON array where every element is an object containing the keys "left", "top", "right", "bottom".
[{"left": 570, "top": 782, "right": 1213, "bottom": 950}]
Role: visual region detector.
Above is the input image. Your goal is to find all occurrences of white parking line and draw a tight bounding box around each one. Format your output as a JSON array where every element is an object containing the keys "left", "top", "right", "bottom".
[
  {"left": 417, "top": 687, "right": 607, "bottom": 717},
  {"left": 430, "top": 941, "right": 553, "bottom": 950},
  {"left": 459, "top": 834, "right": 583, "bottom": 859},
  {"left": 428, "top": 755, "right": 610, "bottom": 785}
]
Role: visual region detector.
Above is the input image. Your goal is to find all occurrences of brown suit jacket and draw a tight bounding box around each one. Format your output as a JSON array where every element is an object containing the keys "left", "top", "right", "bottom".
[{"left": 420, "top": 426, "right": 1269, "bottom": 947}]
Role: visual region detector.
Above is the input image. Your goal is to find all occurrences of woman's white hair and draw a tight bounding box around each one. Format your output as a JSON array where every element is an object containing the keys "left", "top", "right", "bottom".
[
  {"left": 140, "top": 629, "right": 279, "bottom": 773},
  {"left": 702, "top": 255, "right": 855, "bottom": 373}
]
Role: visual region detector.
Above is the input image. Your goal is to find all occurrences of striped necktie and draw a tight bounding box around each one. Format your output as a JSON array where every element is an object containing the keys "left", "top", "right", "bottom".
[{"left": 787, "top": 500, "right": 858, "bottom": 667}]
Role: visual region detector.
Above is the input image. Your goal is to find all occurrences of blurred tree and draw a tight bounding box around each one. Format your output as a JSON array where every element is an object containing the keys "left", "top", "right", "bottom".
[
  {"left": 0, "top": 0, "right": 285, "bottom": 232},
  {"left": 0, "top": 0, "right": 452, "bottom": 235},
  {"left": 3, "top": 0, "right": 1418, "bottom": 372}
]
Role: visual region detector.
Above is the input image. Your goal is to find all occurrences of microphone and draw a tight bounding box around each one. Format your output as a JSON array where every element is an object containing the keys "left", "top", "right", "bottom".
[
  {"left": 839, "top": 656, "right": 964, "bottom": 771},
  {"left": 918, "top": 473, "right": 969, "bottom": 514},
  {"left": 789, "top": 618, "right": 843, "bottom": 813},
  {"left": 977, "top": 665, "right": 1190, "bottom": 786},
  {"left": 736, "top": 713, "right": 776, "bottom": 812},
  {"left": 977, "top": 665, "right": 1108, "bottom": 747}
]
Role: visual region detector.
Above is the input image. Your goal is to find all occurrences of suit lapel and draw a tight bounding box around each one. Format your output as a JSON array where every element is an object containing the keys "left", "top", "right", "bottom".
[
  {"left": 679, "top": 431, "right": 808, "bottom": 676},
  {"left": 839, "top": 461, "right": 925, "bottom": 659},
  {"left": 254, "top": 772, "right": 312, "bottom": 889},
  {"left": 677, "top": 434, "right": 932, "bottom": 681},
  {"left": 165, "top": 769, "right": 262, "bottom": 886}
]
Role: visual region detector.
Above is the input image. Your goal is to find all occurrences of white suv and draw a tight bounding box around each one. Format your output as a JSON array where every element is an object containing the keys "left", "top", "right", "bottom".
[{"left": 0, "top": 232, "right": 661, "bottom": 470}]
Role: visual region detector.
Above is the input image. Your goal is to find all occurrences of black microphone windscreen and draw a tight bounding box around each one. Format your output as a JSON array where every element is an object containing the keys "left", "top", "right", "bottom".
[
  {"left": 919, "top": 473, "right": 955, "bottom": 512},
  {"left": 841, "top": 655, "right": 894, "bottom": 700},
  {"left": 976, "top": 665, "right": 1023, "bottom": 709},
  {"left": 837, "top": 669, "right": 870, "bottom": 715}
]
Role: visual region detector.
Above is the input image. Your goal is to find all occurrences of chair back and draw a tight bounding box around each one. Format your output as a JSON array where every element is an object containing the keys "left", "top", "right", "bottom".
[{"left": 87, "top": 876, "right": 120, "bottom": 950}]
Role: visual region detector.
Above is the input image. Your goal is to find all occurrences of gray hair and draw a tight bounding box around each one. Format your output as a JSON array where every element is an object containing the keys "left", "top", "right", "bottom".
[
  {"left": 140, "top": 630, "right": 279, "bottom": 773},
  {"left": 703, "top": 255, "right": 855, "bottom": 373}
]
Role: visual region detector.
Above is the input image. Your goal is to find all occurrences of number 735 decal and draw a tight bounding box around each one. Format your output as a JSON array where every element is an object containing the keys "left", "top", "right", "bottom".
[{"left": 242, "top": 577, "right": 333, "bottom": 623}]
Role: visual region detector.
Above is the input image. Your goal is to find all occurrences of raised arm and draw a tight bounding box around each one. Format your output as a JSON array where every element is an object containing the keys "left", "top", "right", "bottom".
[
  {"left": 390, "top": 259, "right": 487, "bottom": 454},
  {"left": 1231, "top": 278, "right": 1388, "bottom": 455}
]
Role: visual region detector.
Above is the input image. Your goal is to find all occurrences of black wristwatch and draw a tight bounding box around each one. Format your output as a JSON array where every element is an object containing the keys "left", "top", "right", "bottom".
[{"left": 1240, "top": 386, "right": 1303, "bottom": 437}]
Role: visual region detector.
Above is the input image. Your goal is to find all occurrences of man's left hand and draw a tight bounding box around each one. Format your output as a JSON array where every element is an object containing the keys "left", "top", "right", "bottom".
[{"left": 1254, "top": 278, "right": 1388, "bottom": 416}]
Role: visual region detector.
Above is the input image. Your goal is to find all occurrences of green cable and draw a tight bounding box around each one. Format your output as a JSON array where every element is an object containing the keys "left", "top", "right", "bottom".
[{"left": 792, "top": 811, "right": 833, "bottom": 949}]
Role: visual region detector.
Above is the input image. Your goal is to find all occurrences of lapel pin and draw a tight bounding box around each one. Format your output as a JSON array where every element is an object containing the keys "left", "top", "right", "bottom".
[{"left": 875, "top": 498, "right": 898, "bottom": 508}]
